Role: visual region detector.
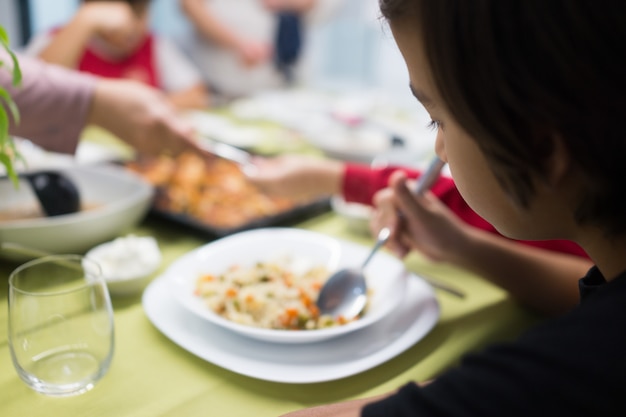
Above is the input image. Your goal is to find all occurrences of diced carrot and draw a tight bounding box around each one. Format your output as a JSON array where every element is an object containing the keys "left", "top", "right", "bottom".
[
  {"left": 308, "top": 305, "right": 320, "bottom": 317},
  {"left": 225, "top": 288, "right": 238, "bottom": 298},
  {"left": 245, "top": 294, "right": 255, "bottom": 303},
  {"left": 300, "top": 293, "right": 313, "bottom": 307},
  {"left": 198, "top": 274, "right": 215, "bottom": 282}
]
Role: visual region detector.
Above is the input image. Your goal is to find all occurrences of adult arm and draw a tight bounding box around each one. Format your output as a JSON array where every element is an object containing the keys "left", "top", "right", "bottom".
[
  {"left": 1, "top": 52, "right": 94, "bottom": 154},
  {"left": 154, "top": 36, "right": 211, "bottom": 110},
  {"left": 179, "top": 0, "right": 271, "bottom": 67},
  {"left": 1, "top": 52, "right": 206, "bottom": 158},
  {"left": 87, "top": 78, "right": 203, "bottom": 157}
]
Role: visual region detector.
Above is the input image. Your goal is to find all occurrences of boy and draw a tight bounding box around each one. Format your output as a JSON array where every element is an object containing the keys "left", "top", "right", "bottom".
[
  {"left": 26, "top": 0, "right": 210, "bottom": 110},
  {"left": 246, "top": 153, "right": 592, "bottom": 315},
  {"left": 281, "top": 0, "right": 626, "bottom": 416}
]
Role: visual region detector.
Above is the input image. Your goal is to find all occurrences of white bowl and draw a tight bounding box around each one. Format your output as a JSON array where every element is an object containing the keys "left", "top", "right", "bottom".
[
  {"left": 331, "top": 196, "right": 373, "bottom": 235},
  {"left": 0, "top": 164, "right": 154, "bottom": 261},
  {"left": 165, "top": 228, "right": 407, "bottom": 344},
  {"left": 85, "top": 235, "right": 162, "bottom": 297}
]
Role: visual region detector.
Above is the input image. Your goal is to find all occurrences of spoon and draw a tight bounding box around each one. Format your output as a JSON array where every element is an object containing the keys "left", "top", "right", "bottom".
[
  {"left": 316, "top": 156, "right": 446, "bottom": 320},
  {"left": 21, "top": 171, "right": 81, "bottom": 217},
  {"left": 196, "top": 137, "right": 258, "bottom": 175}
]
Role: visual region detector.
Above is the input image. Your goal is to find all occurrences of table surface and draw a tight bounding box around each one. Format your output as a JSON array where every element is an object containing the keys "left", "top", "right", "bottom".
[
  {"left": 1, "top": 102, "right": 538, "bottom": 415},
  {"left": 0, "top": 208, "right": 539, "bottom": 417}
]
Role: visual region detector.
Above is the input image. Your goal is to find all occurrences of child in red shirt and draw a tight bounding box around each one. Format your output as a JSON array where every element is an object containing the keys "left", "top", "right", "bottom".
[{"left": 26, "top": 0, "right": 210, "bottom": 111}]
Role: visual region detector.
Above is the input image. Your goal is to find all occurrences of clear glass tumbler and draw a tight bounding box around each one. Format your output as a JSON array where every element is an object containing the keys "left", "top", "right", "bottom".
[{"left": 8, "top": 254, "right": 115, "bottom": 396}]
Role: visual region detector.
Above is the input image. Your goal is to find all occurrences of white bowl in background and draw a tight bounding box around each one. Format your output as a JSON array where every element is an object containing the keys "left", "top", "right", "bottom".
[
  {"left": 0, "top": 164, "right": 154, "bottom": 261},
  {"left": 331, "top": 196, "right": 373, "bottom": 236}
]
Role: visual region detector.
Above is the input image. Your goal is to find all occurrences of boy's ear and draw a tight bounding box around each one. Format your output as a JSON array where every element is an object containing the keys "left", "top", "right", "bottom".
[{"left": 545, "top": 134, "right": 571, "bottom": 187}]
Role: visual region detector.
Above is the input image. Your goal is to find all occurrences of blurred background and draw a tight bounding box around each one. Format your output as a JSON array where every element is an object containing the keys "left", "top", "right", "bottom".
[{"left": 0, "top": 0, "right": 416, "bottom": 107}]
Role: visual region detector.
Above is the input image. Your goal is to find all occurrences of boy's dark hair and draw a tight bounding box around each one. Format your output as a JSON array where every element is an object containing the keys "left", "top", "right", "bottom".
[{"left": 380, "top": 0, "right": 626, "bottom": 236}]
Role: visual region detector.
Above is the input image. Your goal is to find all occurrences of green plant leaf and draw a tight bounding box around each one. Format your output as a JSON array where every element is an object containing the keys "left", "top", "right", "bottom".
[
  {"left": 0, "top": 26, "right": 9, "bottom": 45},
  {"left": 0, "top": 24, "right": 22, "bottom": 185},
  {"left": 0, "top": 99, "right": 8, "bottom": 145},
  {"left": 0, "top": 153, "right": 19, "bottom": 187},
  {"left": 0, "top": 86, "right": 20, "bottom": 125}
]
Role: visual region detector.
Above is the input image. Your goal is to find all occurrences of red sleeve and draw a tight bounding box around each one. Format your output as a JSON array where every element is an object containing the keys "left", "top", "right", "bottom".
[{"left": 341, "top": 163, "right": 588, "bottom": 259}]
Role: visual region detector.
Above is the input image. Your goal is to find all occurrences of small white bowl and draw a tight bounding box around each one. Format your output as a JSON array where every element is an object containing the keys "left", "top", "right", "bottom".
[
  {"left": 86, "top": 235, "right": 162, "bottom": 297},
  {"left": 330, "top": 196, "right": 373, "bottom": 235}
]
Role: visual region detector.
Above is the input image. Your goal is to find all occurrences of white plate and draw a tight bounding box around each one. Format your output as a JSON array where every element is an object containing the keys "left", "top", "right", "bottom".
[
  {"left": 184, "top": 111, "right": 263, "bottom": 148},
  {"left": 164, "top": 228, "right": 407, "bottom": 344},
  {"left": 143, "top": 268, "right": 440, "bottom": 383}
]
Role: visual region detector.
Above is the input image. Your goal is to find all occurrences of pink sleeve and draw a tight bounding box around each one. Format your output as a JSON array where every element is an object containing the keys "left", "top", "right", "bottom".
[
  {"left": 0, "top": 52, "right": 96, "bottom": 154},
  {"left": 341, "top": 163, "right": 588, "bottom": 258}
]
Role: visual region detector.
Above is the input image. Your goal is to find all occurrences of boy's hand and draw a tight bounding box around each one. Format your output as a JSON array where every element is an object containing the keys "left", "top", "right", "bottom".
[{"left": 371, "top": 170, "right": 470, "bottom": 263}]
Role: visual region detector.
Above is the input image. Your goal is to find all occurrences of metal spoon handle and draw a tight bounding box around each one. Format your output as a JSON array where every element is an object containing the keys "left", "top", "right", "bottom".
[
  {"left": 413, "top": 156, "right": 446, "bottom": 195},
  {"left": 361, "top": 227, "right": 391, "bottom": 269},
  {"left": 361, "top": 157, "right": 445, "bottom": 269},
  {"left": 197, "top": 137, "right": 257, "bottom": 173}
]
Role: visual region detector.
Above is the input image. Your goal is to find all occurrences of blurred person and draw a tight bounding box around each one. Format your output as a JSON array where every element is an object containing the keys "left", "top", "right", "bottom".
[
  {"left": 1, "top": 50, "right": 203, "bottom": 159},
  {"left": 178, "top": 0, "right": 343, "bottom": 97},
  {"left": 279, "top": 0, "right": 626, "bottom": 416},
  {"left": 247, "top": 154, "right": 591, "bottom": 316},
  {"left": 24, "top": 0, "right": 210, "bottom": 111}
]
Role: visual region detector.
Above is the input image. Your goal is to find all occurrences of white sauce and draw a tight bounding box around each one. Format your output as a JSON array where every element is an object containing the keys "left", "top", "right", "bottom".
[{"left": 87, "top": 235, "right": 161, "bottom": 281}]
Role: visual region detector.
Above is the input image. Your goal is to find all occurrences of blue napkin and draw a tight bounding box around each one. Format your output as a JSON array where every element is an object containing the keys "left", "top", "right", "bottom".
[{"left": 275, "top": 12, "right": 302, "bottom": 82}]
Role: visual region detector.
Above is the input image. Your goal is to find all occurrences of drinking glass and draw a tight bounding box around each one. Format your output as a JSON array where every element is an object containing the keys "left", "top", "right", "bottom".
[{"left": 8, "top": 254, "right": 115, "bottom": 396}]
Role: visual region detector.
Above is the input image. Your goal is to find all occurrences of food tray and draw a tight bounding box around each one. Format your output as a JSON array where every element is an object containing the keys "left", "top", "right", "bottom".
[
  {"left": 125, "top": 153, "right": 330, "bottom": 237},
  {"left": 148, "top": 197, "right": 330, "bottom": 237}
]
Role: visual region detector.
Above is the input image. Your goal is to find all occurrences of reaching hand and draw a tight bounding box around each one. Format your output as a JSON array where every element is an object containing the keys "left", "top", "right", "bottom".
[
  {"left": 371, "top": 170, "right": 471, "bottom": 263},
  {"left": 89, "top": 79, "right": 203, "bottom": 158},
  {"left": 234, "top": 38, "right": 273, "bottom": 68},
  {"left": 245, "top": 154, "right": 343, "bottom": 201}
]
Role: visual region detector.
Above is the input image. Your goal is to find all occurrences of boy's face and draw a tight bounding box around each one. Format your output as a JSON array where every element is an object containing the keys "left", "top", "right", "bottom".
[
  {"left": 389, "top": 16, "right": 567, "bottom": 241},
  {"left": 97, "top": 2, "right": 150, "bottom": 56}
]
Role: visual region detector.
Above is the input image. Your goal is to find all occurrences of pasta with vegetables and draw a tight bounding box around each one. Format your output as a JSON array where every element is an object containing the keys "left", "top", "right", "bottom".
[{"left": 194, "top": 255, "right": 365, "bottom": 330}]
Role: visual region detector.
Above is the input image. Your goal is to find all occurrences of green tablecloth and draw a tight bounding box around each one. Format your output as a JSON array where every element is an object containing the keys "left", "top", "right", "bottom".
[{"left": 0, "top": 210, "right": 539, "bottom": 417}]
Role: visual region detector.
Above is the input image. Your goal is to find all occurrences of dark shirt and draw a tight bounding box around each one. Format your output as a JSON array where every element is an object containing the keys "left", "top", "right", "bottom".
[{"left": 363, "top": 267, "right": 626, "bottom": 416}]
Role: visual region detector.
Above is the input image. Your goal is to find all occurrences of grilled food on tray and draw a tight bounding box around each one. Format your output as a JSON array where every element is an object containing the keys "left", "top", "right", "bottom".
[{"left": 126, "top": 152, "right": 299, "bottom": 230}]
